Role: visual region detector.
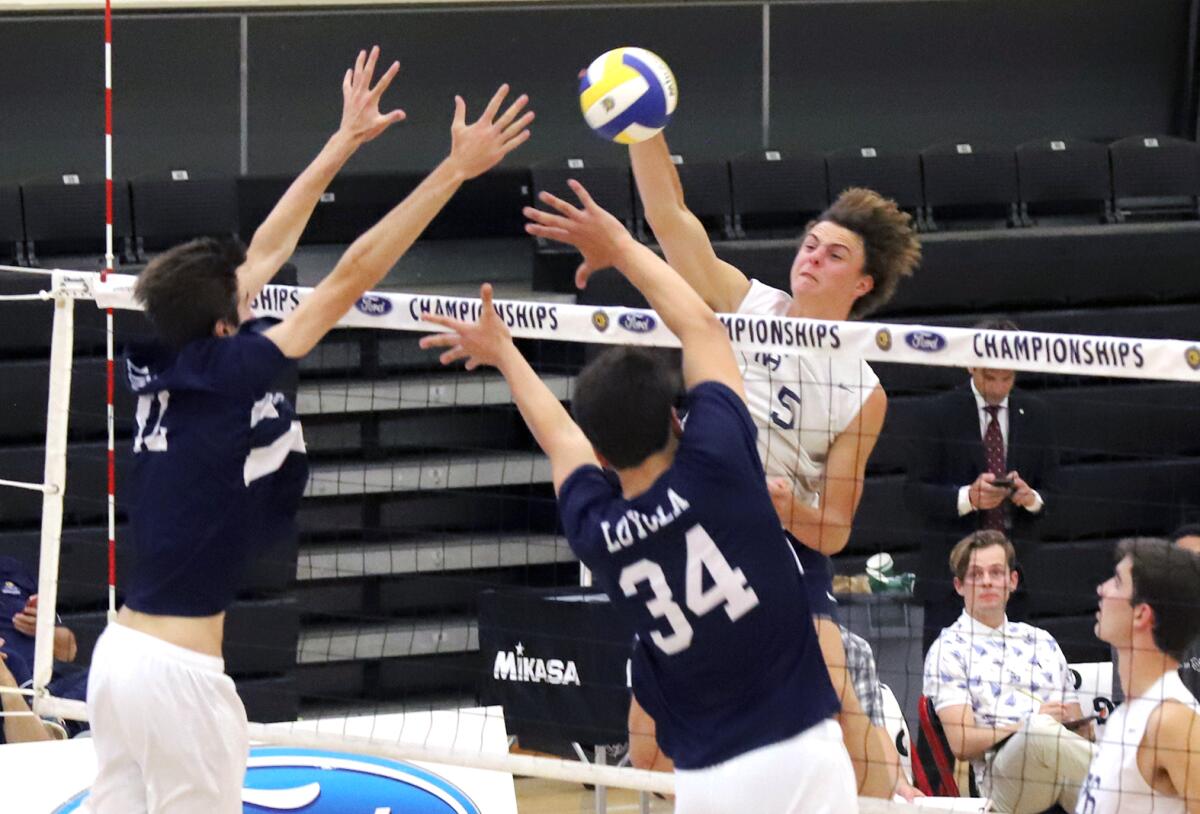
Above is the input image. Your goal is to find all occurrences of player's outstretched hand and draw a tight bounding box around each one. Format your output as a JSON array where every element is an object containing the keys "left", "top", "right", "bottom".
[
  {"left": 419, "top": 283, "right": 513, "bottom": 371},
  {"left": 448, "top": 85, "right": 534, "bottom": 180},
  {"left": 339, "top": 45, "right": 406, "bottom": 144},
  {"left": 523, "top": 179, "right": 636, "bottom": 290}
]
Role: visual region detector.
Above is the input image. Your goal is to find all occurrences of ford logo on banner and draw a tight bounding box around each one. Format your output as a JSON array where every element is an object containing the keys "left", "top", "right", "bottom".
[
  {"left": 618, "top": 313, "right": 656, "bottom": 334},
  {"left": 355, "top": 295, "right": 393, "bottom": 317},
  {"left": 53, "top": 747, "right": 482, "bottom": 814},
  {"left": 904, "top": 330, "right": 947, "bottom": 353}
]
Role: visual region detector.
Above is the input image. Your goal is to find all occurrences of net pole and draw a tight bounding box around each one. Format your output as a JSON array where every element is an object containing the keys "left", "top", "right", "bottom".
[
  {"left": 32, "top": 276, "right": 75, "bottom": 697},
  {"left": 103, "top": 0, "right": 118, "bottom": 621}
]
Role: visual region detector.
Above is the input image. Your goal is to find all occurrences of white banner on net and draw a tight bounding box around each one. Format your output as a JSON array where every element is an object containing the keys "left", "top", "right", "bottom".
[{"left": 79, "top": 271, "right": 1200, "bottom": 382}]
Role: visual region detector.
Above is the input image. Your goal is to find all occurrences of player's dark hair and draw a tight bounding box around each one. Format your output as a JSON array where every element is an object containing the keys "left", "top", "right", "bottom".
[
  {"left": 134, "top": 236, "right": 245, "bottom": 351},
  {"left": 810, "top": 187, "right": 921, "bottom": 318},
  {"left": 975, "top": 316, "right": 1020, "bottom": 332},
  {"left": 1169, "top": 523, "right": 1200, "bottom": 543},
  {"left": 1116, "top": 537, "right": 1200, "bottom": 661},
  {"left": 949, "top": 530, "right": 1017, "bottom": 581},
  {"left": 572, "top": 347, "right": 680, "bottom": 470}
]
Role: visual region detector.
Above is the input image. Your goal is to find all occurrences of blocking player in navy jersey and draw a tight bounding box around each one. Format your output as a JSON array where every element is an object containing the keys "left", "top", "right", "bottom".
[
  {"left": 83, "top": 48, "right": 533, "bottom": 814},
  {"left": 627, "top": 134, "right": 921, "bottom": 799},
  {"left": 419, "top": 180, "right": 856, "bottom": 813}
]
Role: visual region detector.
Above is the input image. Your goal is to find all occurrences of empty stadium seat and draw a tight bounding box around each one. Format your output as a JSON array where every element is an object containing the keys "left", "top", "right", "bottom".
[
  {"left": 826, "top": 146, "right": 926, "bottom": 229},
  {"left": 637, "top": 156, "right": 733, "bottom": 239},
  {"left": 921, "top": 141, "right": 1019, "bottom": 230},
  {"left": 529, "top": 161, "right": 636, "bottom": 243},
  {"left": 1016, "top": 138, "right": 1112, "bottom": 224},
  {"left": 239, "top": 173, "right": 418, "bottom": 245},
  {"left": 21, "top": 177, "right": 133, "bottom": 264},
  {"left": 728, "top": 149, "right": 827, "bottom": 237},
  {"left": 131, "top": 174, "right": 239, "bottom": 254},
  {"left": 1109, "top": 135, "right": 1200, "bottom": 221},
  {"left": 1022, "top": 539, "right": 1119, "bottom": 615}
]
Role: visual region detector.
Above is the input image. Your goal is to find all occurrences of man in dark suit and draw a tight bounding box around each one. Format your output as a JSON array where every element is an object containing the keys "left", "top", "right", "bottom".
[{"left": 906, "top": 319, "right": 1059, "bottom": 652}]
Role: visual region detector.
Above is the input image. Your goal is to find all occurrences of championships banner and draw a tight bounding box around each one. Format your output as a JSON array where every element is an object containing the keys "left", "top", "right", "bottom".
[{"left": 78, "top": 272, "right": 1200, "bottom": 383}]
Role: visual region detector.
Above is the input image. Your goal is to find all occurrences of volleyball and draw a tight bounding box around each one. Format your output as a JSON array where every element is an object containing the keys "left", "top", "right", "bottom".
[{"left": 579, "top": 47, "right": 678, "bottom": 144}]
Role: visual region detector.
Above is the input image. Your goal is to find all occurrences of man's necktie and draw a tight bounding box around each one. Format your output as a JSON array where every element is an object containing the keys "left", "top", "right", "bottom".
[{"left": 982, "top": 404, "right": 1007, "bottom": 530}]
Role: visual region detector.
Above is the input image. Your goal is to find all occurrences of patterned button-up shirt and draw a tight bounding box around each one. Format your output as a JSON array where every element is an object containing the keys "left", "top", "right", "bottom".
[{"left": 923, "top": 611, "right": 1077, "bottom": 790}]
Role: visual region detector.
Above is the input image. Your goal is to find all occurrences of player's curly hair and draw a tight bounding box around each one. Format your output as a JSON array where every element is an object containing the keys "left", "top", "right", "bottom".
[
  {"left": 134, "top": 237, "right": 245, "bottom": 351},
  {"left": 811, "top": 187, "right": 921, "bottom": 318}
]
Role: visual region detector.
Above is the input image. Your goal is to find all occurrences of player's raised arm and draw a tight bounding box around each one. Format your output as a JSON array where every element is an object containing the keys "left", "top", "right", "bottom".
[
  {"left": 237, "top": 46, "right": 407, "bottom": 303},
  {"left": 628, "top": 135, "right": 749, "bottom": 313},
  {"left": 524, "top": 179, "right": 743, "bottom": 399},
  {"left": 265, "top": 84, "right": 533, "bottom": 359},
  {"left": 418, "top": 284, "right": 597, "bottom": 493}
]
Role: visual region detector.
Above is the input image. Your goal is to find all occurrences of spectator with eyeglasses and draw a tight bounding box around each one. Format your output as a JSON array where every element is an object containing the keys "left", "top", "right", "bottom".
[{"left": 923, "top": 531, "right": 1096, "bottom": 813}]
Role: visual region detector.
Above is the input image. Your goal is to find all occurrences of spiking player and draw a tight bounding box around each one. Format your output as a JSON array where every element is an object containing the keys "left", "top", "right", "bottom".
[
  {"left": 82, "top": 48, "right": 532, "bottom": 813},
  {"left": 624, "top": 135, "right": 922, "bottom": 796},
  {"left": 420, "top": 180, "right": 856, "bottom": 813}
]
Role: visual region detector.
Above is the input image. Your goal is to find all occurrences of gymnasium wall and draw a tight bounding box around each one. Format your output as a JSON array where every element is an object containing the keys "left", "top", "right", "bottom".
[{"left": 0, "top": 0, "right": 1193, "bottom": 181}]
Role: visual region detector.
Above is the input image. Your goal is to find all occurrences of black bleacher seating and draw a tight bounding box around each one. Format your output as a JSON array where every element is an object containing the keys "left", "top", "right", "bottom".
[
  {"left": 0, "top": 441, "right": 131, "bottom": 526},
  {"left": 1022, "top": 539, "right": 1119, "bottom": 616},
  {"left": 728, "top": 150, "right": 828, "bottom": 237},
  {"left": 1038, "top": 459, "right": 1200, "bottom": 541},
  {"left": 0, "top": 185, "right": 25, "bottom": 265},
  {"left": 1015, "top": 138, "right": 1112, "bottom": 224},
  {"left": 238, "top": 173, "right": 418, "bottom": 246},
  {"left": 826, "top": 146, "right": 926, "bottom": 229},
  {"left": 637, "top": 156, "right": 733, "bottom": 239},
  {"left": 1040, "top": 615, "right": 1111, "bottom": 663},
  {"left": 1044, "top": 383, "right": 1199, "bottom": 462},
  {"left": 21, "top": 177, "right": 133, "bottom": 264},
  {"left": 529, "top": 161, "right": 636, "bottom": 241},
  {"left": 920, "top": 141, "right": 1019, "bottom": 230},
  {"left": 0, "top": 358, "right": 136, "bottom": 443},
  {"left": 131, "top": 174, "right": 239, "bottom": 254},
  {"left": 1109, "top": 135, "right": 1200, "bottom": 221}
]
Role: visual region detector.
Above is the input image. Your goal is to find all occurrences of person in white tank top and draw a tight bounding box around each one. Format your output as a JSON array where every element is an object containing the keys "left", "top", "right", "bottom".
[
  {"left": 1076, "top": 538, "right": 1200, "bottom": 814},
  {"left": 623, "top": 134, "right": 922, "bottom": 801}
]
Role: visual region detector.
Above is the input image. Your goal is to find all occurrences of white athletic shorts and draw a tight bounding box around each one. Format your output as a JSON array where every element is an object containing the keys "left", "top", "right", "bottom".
[
  {"left": 673, "top": 719, "right": 858, "bottom": 814},
  {"left": 81, "top": 622, "right": 248, "bottom": 814}
]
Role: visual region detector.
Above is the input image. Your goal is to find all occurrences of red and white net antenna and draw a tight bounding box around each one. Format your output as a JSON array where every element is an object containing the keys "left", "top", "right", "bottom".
[{"left": 103, "top": 0, "right": 117, "bottom": 619}]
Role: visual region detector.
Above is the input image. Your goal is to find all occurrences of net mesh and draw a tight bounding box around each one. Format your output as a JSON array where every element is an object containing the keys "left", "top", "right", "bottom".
[{"left": 3, "top": 267, "right": 1199, "bottom": 812}]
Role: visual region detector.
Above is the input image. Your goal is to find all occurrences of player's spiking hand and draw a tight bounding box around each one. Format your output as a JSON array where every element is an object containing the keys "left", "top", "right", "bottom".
[
  {"left": 447, "top": 85, "right": 534, "bottom": 181},
  {"left": 524, "top": 179, "right": 637, "bottom": 290},
  {"left": 338, "top": 45, "right": 406, "bottom": 145},
  {"left": 419, "top": 283, "right": 515, "bottom": 371}
]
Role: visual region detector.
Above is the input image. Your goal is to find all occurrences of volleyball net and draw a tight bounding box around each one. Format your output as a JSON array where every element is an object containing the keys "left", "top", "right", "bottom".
[{"left": 2, "top": 265, "right": 1198, "bottom": 809}]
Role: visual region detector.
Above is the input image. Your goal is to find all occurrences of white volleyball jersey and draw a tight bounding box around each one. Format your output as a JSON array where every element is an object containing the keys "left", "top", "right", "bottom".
[
  {"left": 736, "top": 280, "right": 880, "bottom": 506},
  {"left": 1076, "top": 669, "right": 1200, "bottom": 814}
]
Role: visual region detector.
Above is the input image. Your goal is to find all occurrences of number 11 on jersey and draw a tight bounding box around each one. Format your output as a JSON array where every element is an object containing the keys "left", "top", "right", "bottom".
[{"left": 618, "top": 524, "right": 760, "bottom": 655}]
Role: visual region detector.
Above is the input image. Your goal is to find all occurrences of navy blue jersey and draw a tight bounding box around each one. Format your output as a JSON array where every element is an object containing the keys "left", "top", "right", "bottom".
[
  {"left": 125, "top": 318, "right": 308, "bottom": 617},
  {"left": 559, "top": 382, "right": 838, "bottom": 770},
  {"left": 0, "top": 557, "right": 37, "bottom": 687}
]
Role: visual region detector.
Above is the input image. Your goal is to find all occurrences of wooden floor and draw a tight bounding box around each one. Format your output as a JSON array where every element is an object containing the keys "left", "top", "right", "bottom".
[{"left": 513, "top": 777, "right": 674, "bottom": 814}]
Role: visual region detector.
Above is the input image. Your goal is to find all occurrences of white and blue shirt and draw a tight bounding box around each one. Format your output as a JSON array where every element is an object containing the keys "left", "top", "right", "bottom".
[
  {"left": 124, "top": 318, "right": 308, "bottom": 617},
  {"left": 558, "top": 382, "right": 839, "bottom": 770},
  {"left": 924, "top": 611, "right": 1077, "bottom": 790}
]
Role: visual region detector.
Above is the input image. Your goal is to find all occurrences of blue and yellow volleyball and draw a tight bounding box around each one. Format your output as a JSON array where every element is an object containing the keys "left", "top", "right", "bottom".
[{"left": 579, "top": 48, "right": 678, "bottom": 144}]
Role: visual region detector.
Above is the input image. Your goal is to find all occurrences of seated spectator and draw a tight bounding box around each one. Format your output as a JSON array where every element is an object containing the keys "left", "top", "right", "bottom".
[
  {"left": 923, "top": 531, "right": 1094, "bottom": 814},
  {"left": 1170, "top": 523, "right": 1200, "bottom": 699},
  {"left": 0, "top": 555, "right": 86, "bottom": 741},
  {"left": 0, "top": 642, "right": 52, "bottom": 743}
]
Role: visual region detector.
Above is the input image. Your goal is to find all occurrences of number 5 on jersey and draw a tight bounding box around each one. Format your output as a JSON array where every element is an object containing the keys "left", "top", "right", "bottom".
[{"left": 618, "top": 524, "right": 760, "bottom": 655}]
